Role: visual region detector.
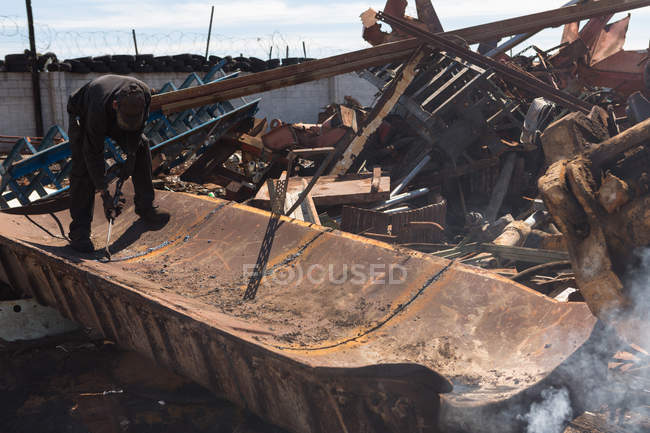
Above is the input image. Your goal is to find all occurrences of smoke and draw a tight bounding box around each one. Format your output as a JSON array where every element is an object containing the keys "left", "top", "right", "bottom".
[{"left": 519, "top": 387, "right": 573, "bottom": 433}]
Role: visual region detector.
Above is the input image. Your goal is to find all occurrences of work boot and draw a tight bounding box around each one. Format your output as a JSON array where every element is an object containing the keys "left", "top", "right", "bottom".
[
  {"left": 136, "top": 206, "right": 170, "bottom": 225},
  {"left": 69, "top": 237, "right": 95, "bottom": 253}
]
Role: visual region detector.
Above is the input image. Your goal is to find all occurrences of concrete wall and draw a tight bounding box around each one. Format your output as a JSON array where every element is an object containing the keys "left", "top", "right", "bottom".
[{"left": 0, "top": 71, "right": 378, "bottom": 138}]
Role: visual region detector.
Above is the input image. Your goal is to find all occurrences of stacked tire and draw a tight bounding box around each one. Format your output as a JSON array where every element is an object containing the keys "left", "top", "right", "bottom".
[
  {"left": 2, "top": 51, "right": 317, "bottom": 74},
  {"left": 4, "top": 53, "right": 30, "bottom": 72}
]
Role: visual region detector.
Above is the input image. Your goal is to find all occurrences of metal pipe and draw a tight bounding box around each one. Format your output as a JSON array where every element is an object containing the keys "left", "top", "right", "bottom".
[
  {"left": 390, "top": 154, "right": 431, "bottom": 197},
  {"left": 373, "top": 187, "right": 430, "bottom": 211},
  {"left": 383, "top": 206, "right": 410, "bottom": 214},
  {"left": 25, "top": 0, "right": 43, "bottom": 137},
  {"left": 205, "top": 5, "right": 215, "bottom": 59},
  {"left": 486, "top": 0, "right": 581, "bottom": 58}
]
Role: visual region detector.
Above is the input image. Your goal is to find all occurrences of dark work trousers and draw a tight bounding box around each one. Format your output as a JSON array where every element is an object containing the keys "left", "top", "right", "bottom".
[{"left": 68, "top": 120, "right": 155, "bottom": 241}]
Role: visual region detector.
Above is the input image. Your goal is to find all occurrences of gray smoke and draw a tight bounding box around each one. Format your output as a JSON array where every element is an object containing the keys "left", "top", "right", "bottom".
[{"left": 520, "top": 387, "right": 573, "bottom": 433}]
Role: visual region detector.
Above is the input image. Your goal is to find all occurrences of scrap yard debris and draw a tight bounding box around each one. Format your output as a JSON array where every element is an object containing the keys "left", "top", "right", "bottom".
[{"left": 3, "top": 1, "right": 650, "bottom": 433}]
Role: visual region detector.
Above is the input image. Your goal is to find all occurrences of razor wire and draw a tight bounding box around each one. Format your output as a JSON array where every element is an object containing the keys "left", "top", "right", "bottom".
[{"left": 0, "top": 16, "right": 354, "bottom": 60}]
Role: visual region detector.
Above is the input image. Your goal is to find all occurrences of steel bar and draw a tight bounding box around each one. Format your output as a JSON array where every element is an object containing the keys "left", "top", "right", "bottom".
[
  {"left": 151, "top": 0, "right": 650, "bottom": 114},
  {"left": 377, "top": 11, "right": 594, "bottom": 113},
  {"left": 131, "top": 29, "right": 139, "bottom": 55},
  {"left": 373, "top": 187, "right": 430, "bottom": 210},
  {"left": 391, "top": 154, "right": 431, "bottom": 197},
  {"left": 205, "top": 6, "right": 214, "bottom": 59}
]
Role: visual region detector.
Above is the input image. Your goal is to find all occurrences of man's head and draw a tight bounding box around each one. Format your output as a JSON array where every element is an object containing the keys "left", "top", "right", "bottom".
[{"left": 113, "top": 84, "right": 146, "bottom": 131}]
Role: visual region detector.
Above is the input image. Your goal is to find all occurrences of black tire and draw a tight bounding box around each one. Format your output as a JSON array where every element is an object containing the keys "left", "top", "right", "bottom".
[
  {"left": 72, "top": 56, "right": 93, "bottom": 66},
  {"left": 59, "top": 62, "right": 72, "bottom": 72},
  {"left": 233, "top": 61, "right": 251, "bottom": 72},
  {"left": 70, "top": 60, "right": 91, "bottom": 73},
  {"left": 136, "top": 54, "right": 154, "bottom": 64},
  {"left": 112, "top": 54, "right": 135, "bottom": 64},
  {"left": 266, "top": 59, "right": 280, "bottom": 69},
  {"left": 5, "top": 53, "right": 28, "bottom": 63},
  {"left": 172, "top": 60, "right": 187, "bottom": 72},
  {"left": 109, "top": 61, "right": 130, "bottom": 74},
  {"left": 89, "top": 60, "right": 110, "bottom": 73},
  {"left": 93, "top": 55, "right": 112, "bottom": 63},
  {"left": 47, "top": 62, "right": 59, "bottom": 72},
  {"left": 172, "top": 53, "right": 192, "bottom": 64},
  {"left": 154, "top": 55, "right": 172, "bottom": 63},
  {"left": 209, "top": 55, "right": 222, "bottom": 63},
  {"left": 282, "top": 57, "right": 300, "bottom": 66}
]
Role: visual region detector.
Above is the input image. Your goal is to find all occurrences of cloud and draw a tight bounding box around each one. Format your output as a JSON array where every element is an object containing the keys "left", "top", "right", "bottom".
[{"left": 34, "top": 1, "right": 377, "bottom": 30}]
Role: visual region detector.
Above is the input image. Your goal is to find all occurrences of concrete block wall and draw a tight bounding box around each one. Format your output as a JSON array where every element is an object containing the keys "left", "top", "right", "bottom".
[{"left": 0, "top": 71, "right": 377, "bottom": 138}]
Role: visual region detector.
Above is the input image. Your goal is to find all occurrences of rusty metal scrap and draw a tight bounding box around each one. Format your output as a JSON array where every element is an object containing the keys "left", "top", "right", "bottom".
[
  {"left": 376, "top": 10, "right": 594, "bottom": 113},
  {"left": 7, "top": 2, "right": 650, "bottom": 433},
  {"left": 0, "top": 185, "right": 600, "bottom": 433},
  {"left": 540, "top": 116, "right": 650, "bottom": 352}
]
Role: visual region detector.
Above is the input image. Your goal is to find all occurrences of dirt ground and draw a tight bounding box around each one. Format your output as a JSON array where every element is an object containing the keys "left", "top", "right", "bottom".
[{"left": 0, "top": 331, "right": 287, "bottom": 433}]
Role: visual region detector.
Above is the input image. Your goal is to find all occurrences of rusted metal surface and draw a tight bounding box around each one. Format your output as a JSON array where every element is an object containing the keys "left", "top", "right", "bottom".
[{"left": 0, "top": 185, "right": 601, "bottom": 433}]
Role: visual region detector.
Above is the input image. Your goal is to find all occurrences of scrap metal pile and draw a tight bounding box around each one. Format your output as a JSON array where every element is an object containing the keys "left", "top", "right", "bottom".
[
  {"left": 158, "top": 0, "right": 650, "bottom": 300},
  {"left": 4, "top": 1, "right": 650, "bottom": 433},
  {"left": 149, "top": 2, "right": 650, "bottom": 427}
]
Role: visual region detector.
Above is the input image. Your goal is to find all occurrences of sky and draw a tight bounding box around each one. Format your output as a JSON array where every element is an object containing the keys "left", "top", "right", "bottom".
[{"left": 1, "top": 1, "right": 649, "bottom": 60}]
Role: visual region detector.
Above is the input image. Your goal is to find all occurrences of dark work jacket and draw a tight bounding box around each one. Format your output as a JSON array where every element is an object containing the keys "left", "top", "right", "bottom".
[{"left": 67, "top": 75, "right": 151, "bottom": 190}]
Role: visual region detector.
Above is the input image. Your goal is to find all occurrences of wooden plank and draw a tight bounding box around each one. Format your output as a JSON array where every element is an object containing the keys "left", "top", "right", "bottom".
[
  {"left": 158, "top": 49, "right": 415, "bottom": 114},
  {"left": 371, "top": 167, "right": 382, "bottom": 193},
  {"left": 330, "top": 49, "right": 426, "bottom": 175},
  {"left": 151, "top": 0, "right": 650, "bottom": 114},
  {"left": 253, "top": 174, "right": 390, "bottom": 207},
  {"left": 300, "top": 178, "right": 321, "bottom": 225}
]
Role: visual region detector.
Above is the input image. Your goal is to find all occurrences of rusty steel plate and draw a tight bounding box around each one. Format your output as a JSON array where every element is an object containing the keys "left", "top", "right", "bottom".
[{"left": 0, "top": 185, "right": 600, "bottom": 433}]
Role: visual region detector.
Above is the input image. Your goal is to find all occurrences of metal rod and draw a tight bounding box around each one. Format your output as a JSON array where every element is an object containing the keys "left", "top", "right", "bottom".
[
  {"left": 302, "top": 41, "right": 307, "bottom": 58},
  {"left": 25, "top": 0, "right": 43, "bottom": 137},
  {"left": 486, "top": 0, "right": 581, "bottom": 58},
  {"left": 391, "top": 154, "right": 431, "bottom": 197},
  {"left": 205, "top": 5, "right": 215, "bottom": 59},
  {"left": 373, "top": 187, "right": 430, "bottom": 211},
  {"left": 269, "top": 46, "right": 273, "bottom": 60},
  {"left": 131, "top": 29, "right": 139, "bottom": 55},
  {"left": 383, "top": 206, "right": 410, "bottom": 214},
  {"left": 376, "top": 11, "right": 593, "bottom": 114}
]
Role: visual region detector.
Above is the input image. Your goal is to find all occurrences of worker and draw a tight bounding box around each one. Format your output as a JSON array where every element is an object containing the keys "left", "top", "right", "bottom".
[{"left": 66, "top": 75, "right": 169, "bottom": 253}]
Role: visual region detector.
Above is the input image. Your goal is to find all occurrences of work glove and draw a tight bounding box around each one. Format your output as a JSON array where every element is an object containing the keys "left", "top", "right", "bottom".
[{"left": 101, "top": 190, "right": 126, "bottom": 221}]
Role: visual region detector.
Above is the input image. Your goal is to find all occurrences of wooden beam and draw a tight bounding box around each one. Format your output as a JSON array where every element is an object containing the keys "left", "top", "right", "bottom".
[
  {"left": 252, "top": 174, "right": 391, "bottom": 207},
  {"left": 330, "top": 49, "right": 426, "bottom": 175},
  {"left": 151, "top": 0, "right": 650, "bottom": 114}
]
